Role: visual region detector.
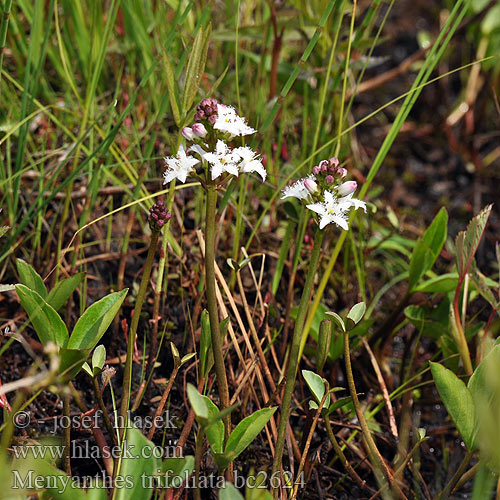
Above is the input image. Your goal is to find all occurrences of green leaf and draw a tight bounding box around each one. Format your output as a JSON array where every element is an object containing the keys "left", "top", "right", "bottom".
[
  {"left": 160, "top": 456, "right": 195, "bottom": 488},
  {"left": 171, "top": 342, "right": 181, "bottom": 369},
  {"left": 413, "top": 273, "right": 458, "bottom": 293},
  {"left": 203, "top": 396, "right": 224, "bottom": 454},
  {"left": 181, "top": 353, "right": 196, "bottom": 366},
  {"left": 181, "top": 25, "right": 211, "bottom": 115},
  {"left": 326, "top": 396, "right": 353, "bottom": 415},
  {"left": 46, "top": 273, "right": 85, "bottom": 311},
  {"left": 471, "top": 464, "right": 496, "bottom": 500},
  {"left": 215, "top": 408, "right": 276, "bottom": 469},
  {"left": 59, "top": 347, "right": 91, "bottom": 382},
  {"left": 430, "top": 362, "right": 475, "bottom": 449},
  {"left": 92, "top": 345, "right": 106, "bottom": 375},
  {"left": 162, "top": 54, "right": 181, "bottom": 127},
  {"left": 0, "top": 226, "right": 9, "bottom": 239},
  {"left": 325, "top": 311, "right": 345, "bottom": 332},
  {"left": 408, "top": 208, "right": 448, "bottom": 290},
  {"left": 115, "top": 427, "right": 158, "bottom": 500},
  {"left": 456, "top": 205, "right": 492, "bottom": 278},
  {"left": 10, "top": 453, "right": 87, "bottom": 500},
  {"left": 346, "top": 302, "right": 366, "bottom": 330},
  {"left": 16, "top": 258, "right": 47, "bottom": 298},
  {"left": 16, "top": 284, "right": 69, "bottom": 347},
  {"left": 481, "top": 5, "right": 500, "bottom": 35},
  {"left": 67, "top": 289, "right": 127, "bottom": 350},
  {"left": 302, "top": 370, "right": 330, "bottom": 408},
  {"left": 187, "top": 383, "right": 209, "bottom": 419},
  {"left": 81, "top": 362, "right": 93, "bottom": 377},
  {"left": 219, "top": 482, "right": 244, "bottom": 500}
]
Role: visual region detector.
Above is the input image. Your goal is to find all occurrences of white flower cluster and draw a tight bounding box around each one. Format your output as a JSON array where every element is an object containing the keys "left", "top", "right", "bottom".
[
  {"left": 281, "top": 159, "right": 366, "bottom": 230},
  {"left": 163, "top": 102, "right": 265, "bottom": 185}
]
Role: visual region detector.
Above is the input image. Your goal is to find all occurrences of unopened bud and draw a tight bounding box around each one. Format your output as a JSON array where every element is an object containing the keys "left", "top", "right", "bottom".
[
  {"left": 320, "top": 160, "right": 329, "bottom": 172},
  {"left": 312, "top": 166, "right": 320, "bottom": 175},
  {"left": 337, "top": 167, "right": 348, "bottom": 179},
  {"left": 192, "top": 123, "right": 208, "bottom": 138},
  {"left": 148, "top": 200, "right": 172, "bottom": 232},
  {"left": 304, "top": 178, "right": 318, "bottom": 193},
  {"left": 337, "top": 181, "right": 357, "bottom": 196},
  {"left": 329, "top": 157, "right": 339, "bottom": 167},
  {"left": 325, "top": 175, "right": 334, "bottom": 184},
  {"left": 208, "top": 114, "right": 217, "bottom": 125},
  {"left": 181, "top": 127, "right": 195, "bottom": 141}
]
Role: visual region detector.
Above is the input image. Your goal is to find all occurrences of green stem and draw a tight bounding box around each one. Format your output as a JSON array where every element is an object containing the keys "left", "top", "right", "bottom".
[
  {"left": 271, "top": 227, "right": 324, "bottom": 490},
  {"left": 92, "top": 376, "right": 117, "bottom": 445},
  {"left": 205, "top": 184, "right": 231, "bottom": 439},
  {"left": 63, "top": 395, "right": 71, "bottom": 474},
  {"left": 119, "top": 230, "right": 160, "bottom": 437},
  {"left": 324, "top": 418, "right": 367, "bottom": 490},
  {"left": 435, "top": 450, "right": 474, "bottom": 500},
  {"left": 343, "top": 330, "right": 400, "bottom": 495},
  {"left": 193, "top": 427, "right": 205, "bottom": 500}
]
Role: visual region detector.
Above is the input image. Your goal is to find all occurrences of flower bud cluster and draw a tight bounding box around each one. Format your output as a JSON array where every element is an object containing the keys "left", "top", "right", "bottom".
[
  {"left": 311, "top": 157, "right": 348, "bottom": 190},
  {"left": 194, "top": 98, "right": 219, "bottom": 124},
  {"left": 281, "top": 157, "right": 366, "bottom": 231},
  {"left": 148, "top": 200, "right": 172, "bottom": 232}
]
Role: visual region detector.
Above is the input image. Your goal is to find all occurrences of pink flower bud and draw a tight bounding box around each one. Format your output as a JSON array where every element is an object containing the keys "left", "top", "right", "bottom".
[
  {"left": 337, "top": 167, "right": 348, "bottom": 179},
  {"left": 192, "top": 123, "right": 208, "bottom": 138},
  {"left": 181, "top": 127, "right": 195, "bottom": 141},
  {"left": 337, "top": 181, "right": 357, "bottom": 196},
  {"left": 325, "top": 175, "right": 334, "bottom": 184},
  {"left": 320, "top": 160, "right": 329, "bottom": 172},
  {"left": 304, "top": 178, "right": 318, "bottom": 193},
  {"left": 312, "top": 166, "right": 320, "bottom": 175},
  {"left": 329, "top": 157, "right": 339, "bottom": 167},
  {"left": 208, "top": 114, "right": 217, "bottom": 125}
]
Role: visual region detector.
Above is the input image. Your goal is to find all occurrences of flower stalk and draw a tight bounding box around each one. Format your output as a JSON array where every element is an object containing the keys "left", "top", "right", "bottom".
[
  {"left": 205, "top": 182, "right": 231, "bottom": 439},
  {"left": 272, "top": 227, "right": 324, "bottom": 486},
  {"left": 119, "top": 200, "right": 170, "bottom": 437}
]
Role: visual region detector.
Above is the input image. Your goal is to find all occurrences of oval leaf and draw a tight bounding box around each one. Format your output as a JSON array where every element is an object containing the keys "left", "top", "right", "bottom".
[
  {"left": 16, "top": 259, "right": 47, "bottom": 298},
  {"left": 187, "top": 383, "right": 209, "bottom": 419},
  {"left": 67, "top": 289, "right": 127, "bottom": 350},
  {"left": 346, "top": 302, "right": 366, "bottom": 328},
  {"left": 218, "top": 407, "right": 276, "bottom": 468},
  {"left": 430, "top": 362, "right": 475, "bottom": 449},
  {"left": 409, "top": 207, "right": 448, "bottom": 290},
  {"left": 302, "top": 370, "right": 330, "bottom": 408},
  {"left": 115, "top": 427, "right": 158, "bottom": 500},
  {"left": 16, "top": 284, "right": 68, "bottom": 347},
  {"left": 92, "top": 345, "right": 106, "bottom": 374},
  {"left": 46, "top": 272, "right": 85, "bottom": 311},
  {"left": 203, "top": 396, "right": 224, "bottom": 454}
]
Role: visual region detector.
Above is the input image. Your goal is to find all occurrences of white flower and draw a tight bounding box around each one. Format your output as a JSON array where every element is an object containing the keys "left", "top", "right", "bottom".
[
  {"left": 163, "top": 144, "right": 200, "bottom": 184},
  {"left": 306, "top": 191, "right": 366, "bottom": 230},
  {"left": 281, "top": 175, "right": 317, "bottom": 200},
  {"left": 213, "top": 104, "right": 256, "bottom": 138},
  {"left": 234, "top": 146, "right": 266, "bottom": 181},
  {"left": 203, "top": 140, "right": 241, "bottom": 180}
]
